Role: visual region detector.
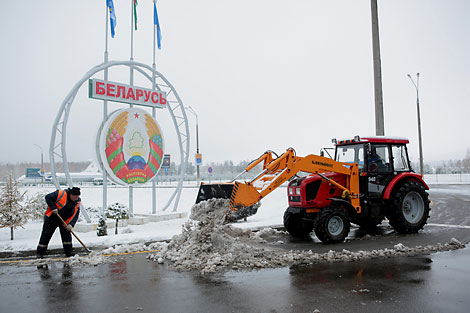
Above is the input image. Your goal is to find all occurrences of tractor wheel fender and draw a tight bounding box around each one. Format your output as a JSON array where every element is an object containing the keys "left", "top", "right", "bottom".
[
  {"left": 328, "top": 198, "right": 357, "bottom": 217},
  {"left": 383, "top": 173, "right": 429, "bottom": 200}
]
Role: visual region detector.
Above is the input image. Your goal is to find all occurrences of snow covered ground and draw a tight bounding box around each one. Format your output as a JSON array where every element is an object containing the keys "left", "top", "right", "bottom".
[
  {"left": 0, "top": 174, "right": 468, "bottom": 254},
  {"left": 423, "top": 173, "right": 470, "bottom": 184},
  {"left": 0, "top": 183, "right": 288, "bottom": 253}
]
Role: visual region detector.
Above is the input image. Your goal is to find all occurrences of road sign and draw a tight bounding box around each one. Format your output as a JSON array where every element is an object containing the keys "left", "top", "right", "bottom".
[
  {"left": 26, "top": 168, "right": 41, "bottom": 178},
  {"left": 208, "top": 167, "right": 213, "bottom": 174},
  {"left": 89, "top": 79, "right": 167, "bottom": 109},
  {"left": 195, "top": 153, "right": 202, "bottom": 166},
  {"left": 161, "top": 154, "right": 171, "bottom": 168}
]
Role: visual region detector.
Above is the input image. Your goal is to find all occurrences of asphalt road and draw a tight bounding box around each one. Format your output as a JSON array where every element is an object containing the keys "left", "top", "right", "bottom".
[{"left": 0, "top": 184, "right": 469, "bottom": 313}]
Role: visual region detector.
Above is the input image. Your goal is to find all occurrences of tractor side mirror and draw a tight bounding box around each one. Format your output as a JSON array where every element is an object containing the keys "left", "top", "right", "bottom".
[{"left": 320, "top": 150, "right": 324, "bottom": 157}]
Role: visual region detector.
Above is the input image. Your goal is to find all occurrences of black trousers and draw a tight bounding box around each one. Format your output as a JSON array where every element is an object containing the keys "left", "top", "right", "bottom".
[{"left": 37, "top": 215, "right": 73, "bottom": 256}]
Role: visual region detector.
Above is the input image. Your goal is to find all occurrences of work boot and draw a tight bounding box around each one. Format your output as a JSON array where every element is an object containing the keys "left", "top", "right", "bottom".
[
  {"left": 64, "top": 248, "right": 75, "bottom": 257},
  {"left": 37, "top": 244, "right": 47, "bottom": 258},
  {"left": 63, "top": 242, "right": 74, "bottom": 257}
]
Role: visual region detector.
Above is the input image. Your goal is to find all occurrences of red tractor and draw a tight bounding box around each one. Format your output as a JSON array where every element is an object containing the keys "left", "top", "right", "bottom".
[
  {"left": 284, "top": 136, "right": 430, "bottom": 243},
  {"left": 196, "top": 136, "right": 430, "bottom": 244}
]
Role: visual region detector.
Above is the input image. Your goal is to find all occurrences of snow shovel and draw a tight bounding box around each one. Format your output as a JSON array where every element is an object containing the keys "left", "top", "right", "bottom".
[{"left": 55, "top": 213, "right": 91, "bottom": 254}]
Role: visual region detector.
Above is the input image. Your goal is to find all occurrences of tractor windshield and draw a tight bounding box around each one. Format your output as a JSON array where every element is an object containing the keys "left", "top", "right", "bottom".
[
  {"left": 335, "top": 144, "right": 364, "bottom": 170},
  {"left": 392, "top": 145, "right": 410, "bottom": 171}
]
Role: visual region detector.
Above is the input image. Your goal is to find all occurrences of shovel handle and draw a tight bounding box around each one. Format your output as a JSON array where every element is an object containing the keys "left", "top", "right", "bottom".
[{"left": 55, "top": 213, "right": 91, "bottom": 253}]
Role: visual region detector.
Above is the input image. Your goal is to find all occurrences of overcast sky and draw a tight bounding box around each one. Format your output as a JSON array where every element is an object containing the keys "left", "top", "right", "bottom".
[{"left": 1, "top": 0, "right": 469, "bottom": 167}]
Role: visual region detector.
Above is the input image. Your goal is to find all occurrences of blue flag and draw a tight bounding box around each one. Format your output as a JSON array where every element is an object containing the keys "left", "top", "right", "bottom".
[
  {"left": 154, "top": 2, "right": 162, "bottom": 49},
  {"left": 107, "top": 0, "right": 117, "bottom": 38}
]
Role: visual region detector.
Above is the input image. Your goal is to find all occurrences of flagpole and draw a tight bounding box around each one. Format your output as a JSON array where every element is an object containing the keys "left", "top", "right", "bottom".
[
  {"left": 129, "top": 0, "right": 134, "bottom": 217},
  {"left": 130, "top": 0, "right": 134, "bottom": 64},
  {"left": 105, "top": 4, "right": 109, "bottom": 57},
  {"left": 152, "top": 0, "right": 157, "bottom": 214},
  {"left": 103, "top": 1, "right": 109, "bottom": 219}
]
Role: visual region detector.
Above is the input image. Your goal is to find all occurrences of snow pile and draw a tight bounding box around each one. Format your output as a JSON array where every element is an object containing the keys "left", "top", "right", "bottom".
[
  {"left": 250, "top": 227, "right": 289, "bottom": 243},
  {"left": 147, "top": 199, "right": 466, "bottom": 274},
  {"left": 150, "top": 198, "right": 287, "bottom": 274},
  {"left": 67, "top": 251, "right": 109, "bottom": 266},
  {"left": 393, "top": 243, "right": 407, "bottom": 251},
  {"left": 103, "top": 243, "right": 149, "bottom": 254},
  {"left": 103, "top": 242, "right": 167, "bottom": 255},
  {"left": 66, "top": 240, "right": 167, "bottom": 266}
]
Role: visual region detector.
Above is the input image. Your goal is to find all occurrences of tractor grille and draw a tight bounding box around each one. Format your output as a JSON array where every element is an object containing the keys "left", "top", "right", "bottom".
[{"left": 305, "top": 180, "right": 321, "bottom": 201}]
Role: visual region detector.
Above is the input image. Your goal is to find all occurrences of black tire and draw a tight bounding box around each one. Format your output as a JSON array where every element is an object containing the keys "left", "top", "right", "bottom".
[
  {"left": 283, "top": 209, "right": 314, "bottom": 238},
  {"left": 387, "top": 180, "right": 430, "bottom": 233},
  {"left": 314, "top": 206, "right": 350, "bottom": 243}
]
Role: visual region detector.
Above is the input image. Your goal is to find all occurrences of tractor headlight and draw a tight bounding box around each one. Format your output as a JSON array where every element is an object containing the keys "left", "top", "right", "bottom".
[{"left": 295, "top": 188, "right": 301, "bottom": 195}]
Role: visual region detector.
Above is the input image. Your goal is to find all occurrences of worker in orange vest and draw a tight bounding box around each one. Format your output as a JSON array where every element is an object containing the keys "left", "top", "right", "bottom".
[{"left": 36, "top": 187, "right": 81, "bottom": 258}]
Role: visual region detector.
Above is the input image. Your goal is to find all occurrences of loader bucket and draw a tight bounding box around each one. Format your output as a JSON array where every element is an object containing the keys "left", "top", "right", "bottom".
[
  {"left": 195, "top": 182, "right": 260, "bottom": 222},
  {"left": 195, "top": 183, "right": 235, "bottom": 204}
]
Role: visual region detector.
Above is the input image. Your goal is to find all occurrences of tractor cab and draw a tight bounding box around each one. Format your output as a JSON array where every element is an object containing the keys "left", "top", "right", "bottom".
[{"left": 334, "top": 136, "right": 412, "bottom": 201}]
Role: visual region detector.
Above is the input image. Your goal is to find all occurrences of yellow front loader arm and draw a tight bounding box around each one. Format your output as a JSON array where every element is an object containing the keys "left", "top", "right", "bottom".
[{"left": 227, "top": 148, "right": 361, "bottom": 217}]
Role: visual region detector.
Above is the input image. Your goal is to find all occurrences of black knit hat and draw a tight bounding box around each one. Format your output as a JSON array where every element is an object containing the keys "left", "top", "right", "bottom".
[{"left": 70, "top": 187, "right": 81, "bottom": 195}]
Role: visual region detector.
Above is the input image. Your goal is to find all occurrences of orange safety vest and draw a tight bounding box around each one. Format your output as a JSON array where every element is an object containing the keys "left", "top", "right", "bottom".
[{"left": 45, "top": 190, "right": 80, "bottom": 225}]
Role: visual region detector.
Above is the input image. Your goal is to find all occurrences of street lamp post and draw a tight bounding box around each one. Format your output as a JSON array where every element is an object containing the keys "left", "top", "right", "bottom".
[
  {"left": 33, "top": 144, "right": 44, "bottom": 186},
  {"left": 186, "top": 106, "right": 200, "bottom": 181},
  {"left": 407, "top": 73, "right": 424, "bottom": 176}
]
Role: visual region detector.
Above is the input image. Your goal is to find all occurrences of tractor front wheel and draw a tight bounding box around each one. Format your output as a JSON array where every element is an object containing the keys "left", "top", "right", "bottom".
[
  {"left": 283, "top": 209, "right": 314, "bottom": 238},
  {"left": 387, "top": 180, "right": 430, "bottom": 233},
  {"left": 314, "top": 206, "right": 350, "bottom": 243}
]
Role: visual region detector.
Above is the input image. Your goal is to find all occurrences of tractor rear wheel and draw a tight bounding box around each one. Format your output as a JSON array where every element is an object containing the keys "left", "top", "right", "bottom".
[
  {"left": 283, "top": 209, "right": 314, "bottom": 238},
  {"left": 314, "top": 206, "right": 350, "bottom": 243},
  {"left": 387, "top": 180, "right": 430, "bottom": 233}
]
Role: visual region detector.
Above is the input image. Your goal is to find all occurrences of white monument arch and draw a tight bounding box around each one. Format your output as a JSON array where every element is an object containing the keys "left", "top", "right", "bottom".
[{"left": 49, "top": 60, "right": 190, "bottom": 222}]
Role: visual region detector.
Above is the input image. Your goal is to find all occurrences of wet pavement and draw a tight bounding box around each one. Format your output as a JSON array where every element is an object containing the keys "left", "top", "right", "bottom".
[
  {"left": 0, "top": 184, "right": 469, "bottom": 312},
  {"left": 1, "top": 247, "right": 470, "bottom": 313}
]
